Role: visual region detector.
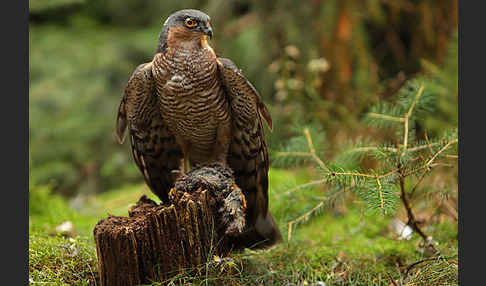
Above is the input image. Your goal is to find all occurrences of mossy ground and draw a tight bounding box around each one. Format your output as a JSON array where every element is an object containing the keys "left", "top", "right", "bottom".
[{"left": 29, "top": 169, "right": 457, "bottom": 285}]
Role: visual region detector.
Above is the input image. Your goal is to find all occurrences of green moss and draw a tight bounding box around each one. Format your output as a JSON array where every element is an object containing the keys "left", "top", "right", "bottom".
[
  {"left": 29, "top": 233, "right": 98, "bottom": 285},
  {"left": 29, "top": 169, "right": 457, "bottom": 285}
]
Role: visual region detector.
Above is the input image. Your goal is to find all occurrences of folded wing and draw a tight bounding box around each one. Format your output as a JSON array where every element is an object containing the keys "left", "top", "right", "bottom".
[
  {"left": 216, "top": 57, "right": 281, "bottom": 249},
  {"left": 116, "top": 62, "right": 183, "bottom": 203}
]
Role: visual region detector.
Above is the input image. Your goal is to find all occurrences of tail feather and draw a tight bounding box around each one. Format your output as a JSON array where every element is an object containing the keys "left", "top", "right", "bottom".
[
  {"left": 115, "top": 99, "right": 128, "bottom": 144},
  {"left": 231, "top": 211, "right": 282, "bottom": 250}
]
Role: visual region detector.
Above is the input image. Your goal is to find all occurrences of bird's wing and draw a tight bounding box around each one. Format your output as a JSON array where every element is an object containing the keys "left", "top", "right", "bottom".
[
  {"left": 216, "top": 57, "right": 281, "bottom": 248},
  {"left": 116, "top": 62, "right": 183, "bottom": 203}
]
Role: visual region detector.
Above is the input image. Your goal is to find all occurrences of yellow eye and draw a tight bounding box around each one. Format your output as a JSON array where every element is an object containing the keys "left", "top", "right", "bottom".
[{"left": 184, "top": 18, "right": 196, "bottom": 28}]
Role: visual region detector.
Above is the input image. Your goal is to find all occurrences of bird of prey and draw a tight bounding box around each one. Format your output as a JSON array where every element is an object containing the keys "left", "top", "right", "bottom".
[{"left": 115, "top": 9, "right": 281, "bottom": 249}]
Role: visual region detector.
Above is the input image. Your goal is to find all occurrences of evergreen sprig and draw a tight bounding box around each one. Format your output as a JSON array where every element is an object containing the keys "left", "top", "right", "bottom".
[{"left": 274, "top": 80, "right": 458, "bottom": 250}]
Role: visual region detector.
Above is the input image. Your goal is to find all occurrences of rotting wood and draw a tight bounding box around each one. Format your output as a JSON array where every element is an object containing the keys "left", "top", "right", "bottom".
[{"left": 94, "top": 163, "right": 247, "bottom": 286}]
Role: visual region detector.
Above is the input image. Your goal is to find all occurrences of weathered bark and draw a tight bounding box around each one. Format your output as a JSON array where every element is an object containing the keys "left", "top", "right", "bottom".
[{"left": 94, "top": 163, "right": 247, "bottom": 286}]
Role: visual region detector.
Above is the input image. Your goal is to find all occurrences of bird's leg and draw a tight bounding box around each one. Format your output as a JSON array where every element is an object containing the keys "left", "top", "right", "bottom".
[
  {"left": 183, "top": 152, "right": 189, "bottom": 173},
  {"left": 172, "top": 137, "right": 190, "bottom": 179},
  {"left": 213, "top": 122, "right": 232, "bottom": 167},
  {"left": 181, "top": 139, "right": 193, "bottom": 174}
]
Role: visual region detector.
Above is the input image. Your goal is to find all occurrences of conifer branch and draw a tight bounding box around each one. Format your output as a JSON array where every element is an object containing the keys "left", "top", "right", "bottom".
[
  {"left": 401, "top": 162, "right": 448, "bottom": 177},
  {"left": 376, "top": 177, "right": 385, "bottom": 211},
  {"left": 379, "top": 168, "right": 400, "bottom": 179},
  {"left": 327, "top": 168, "right": 399, "bottom": 180},
  {"left": 408, "top": 169, "right": 429, "bottom": 198},
  {"left": 368, "top": 113, "right": 404, "bottom": 122},
  {"left": 287, "top": 201, "right": 325, "bottom": 242},
  {"left": 274, "top": 128, "right": 329, "bottom": 171},
  {"left": 274, "top": 179, "right": 327, "bottom": 198},
  {"left": 350, "top": 142, "right": 440, "bottom": 154},
  {"left": 444, "top": 154, "right": 458, "bottom": 159},
  {"left": 406, "top": 85, "right": 424, "bottom": 118},
  {"left": 328, "top": 171, "right": 376, "bottom": 178},
  {"left": 403, "top": 84, "right": 424, "bottom": 152},
  {"left": 403, "top": 119, "right": 409, "bottom": 151},
  {"left": 304, "top": 128, "right": 329, "bottom": 171},
  {"left": 275, "top": 151, "right": 313, "bottom": 157},
  {"left": 275, "top": 83, "right": 457, "bottom": 248},
  {"left": 425, "top": 139, "right": 458, "bottom": 167},
  {"left": 424, "top": 131, "right": 435, "bottom": 156},
  {"left": 398, "top": 166, "right": 437, "bottom": 253},
  {"left": 287, "top": 189, "right": 346, "bottom": 241}
]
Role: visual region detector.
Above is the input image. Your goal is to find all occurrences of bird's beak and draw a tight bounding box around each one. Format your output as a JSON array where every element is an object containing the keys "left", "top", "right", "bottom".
[{"left": 202, "top": 25, "right": 213, "bottom": 40}]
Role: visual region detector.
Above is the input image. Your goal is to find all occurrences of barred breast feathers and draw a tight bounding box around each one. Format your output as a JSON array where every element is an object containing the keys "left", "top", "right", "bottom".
[{"left": 151, "top": 44, "right": 230, "bottom": 158}]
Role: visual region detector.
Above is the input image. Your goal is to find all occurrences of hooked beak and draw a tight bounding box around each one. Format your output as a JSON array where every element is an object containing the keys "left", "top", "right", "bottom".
[{"left": 202, "top": 25, "right": 213, "bottom": 40}]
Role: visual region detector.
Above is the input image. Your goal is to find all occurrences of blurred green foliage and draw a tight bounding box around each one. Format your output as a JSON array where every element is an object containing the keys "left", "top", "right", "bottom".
[
  {"left": 29, "top": 0, "right": 457, "bottom": 196},
  {"left": 29, "top": 0, "right": 86, "bottom": 14}
]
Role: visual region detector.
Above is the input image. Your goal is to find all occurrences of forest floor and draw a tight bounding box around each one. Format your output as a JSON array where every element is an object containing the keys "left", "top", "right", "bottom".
[{"left": 29, "top": 168, "right": 458, "bottom": 285}]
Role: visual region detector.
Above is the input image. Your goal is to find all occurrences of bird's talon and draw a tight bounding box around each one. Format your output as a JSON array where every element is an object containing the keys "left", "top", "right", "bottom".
[{"left": 168, "top": 188, "right": 175, "bottom": 196}]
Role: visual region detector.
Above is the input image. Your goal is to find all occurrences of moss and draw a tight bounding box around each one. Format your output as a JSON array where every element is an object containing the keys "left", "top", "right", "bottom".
[
  {"left": 29, "top": 233, "right": 98, "bottom": 285},
  {"left": 29, "top": 169, "right": 457, "bottom": 285}
]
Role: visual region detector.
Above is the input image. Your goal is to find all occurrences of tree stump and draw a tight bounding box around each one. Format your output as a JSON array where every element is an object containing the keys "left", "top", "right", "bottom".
[{"left": 93, "top": 163, "right": 247, "bottom": 286}]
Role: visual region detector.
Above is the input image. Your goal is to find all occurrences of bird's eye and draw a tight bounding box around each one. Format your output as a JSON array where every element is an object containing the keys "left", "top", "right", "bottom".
[{"left": 184, "top": 18, "right": 196, "bottom": 28}]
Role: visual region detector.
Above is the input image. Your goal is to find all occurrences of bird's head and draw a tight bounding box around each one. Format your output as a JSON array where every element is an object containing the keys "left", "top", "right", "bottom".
[{"left": 157, "top": 9, "right": 213, "bottom": 52}]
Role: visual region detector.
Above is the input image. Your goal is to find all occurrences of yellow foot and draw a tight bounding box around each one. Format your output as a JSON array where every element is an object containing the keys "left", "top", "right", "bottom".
[
  {"left": 233, "top": 184, "right": 247, "bottom": 210},
  {"left": 168, "top": 188, "right": 175, "bottom": 197}
]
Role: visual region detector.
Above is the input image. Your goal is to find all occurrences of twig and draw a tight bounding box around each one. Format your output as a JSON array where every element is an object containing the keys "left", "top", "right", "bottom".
[
  {"left": 274, "top": 151, "right": 313, "bottom": 157},
  {"left": 440, "top": 199, "right": 458, "bottom": 221},
  {"left": 403, "top": 119, "right": 409, "bottom": 152},
  {"left": 274, "top": 128, "right": 329, "bottom": 172},
  {"left": 401, "top": 255, "right": 457, "bottom": 283},
  {"left": 304, "top": 128, "right": 329, "bottom": 171},
  {"left": 376, "top": 177, "right": 385, "bottom": 211},
  {"left": 408, "top": 173, "right": 427, "bottom": 199},
  {"left": 304, "top": 128, "right": 316, "bottom": 155},
  {"left": 286, "top": 190, "right": 345, "bottom": 241},
  {"left": 398, "top": 166, "right": 436, "bottom": 252},
  {"left": 401, "top": 162, "right": 449, "bottom": 177},
  {"left": 379, "top": 168, "right": 400, "bottom": 179},
  {"left": 425, "top": 139, "right": 458, "bottom": 167},
  {"left": 327, "top": 169, "right": 399, "bottom": 180},
  {"left": 403, "top": 84, "right": 424, "bottom": 152},
  {"left": 350, "top": 146, "right": 397, "bottom": 152},
  {"left": 328, "top": 171, "right": 376, "bottom": 178},
  {"left": 350, "top": 142, "right": 441, "bottom": 154},
  {"left": 288, "top": 201, "right": 325, "bottom": 242},
  {"left": 368, "top": 113, "right": 404, "bottom": 122},
  {"left": 274, "top": 179, "right": 326, "bottom": 198},
  {"left": 424, "top": 131, "right": 434, "bottom": 156},
  {"left": 406, "top": 84, "right": 424, "bottom": 119}
]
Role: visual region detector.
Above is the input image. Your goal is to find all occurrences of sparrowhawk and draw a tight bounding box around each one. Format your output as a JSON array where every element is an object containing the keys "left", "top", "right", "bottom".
[{"left": 115, "top": 9, "right": 282, "bottom": 249}]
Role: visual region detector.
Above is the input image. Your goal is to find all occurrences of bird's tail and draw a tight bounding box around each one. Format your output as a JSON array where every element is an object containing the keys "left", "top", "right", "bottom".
[{"left": 230, "top": 211, "right": 282, "bottom": 250}]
